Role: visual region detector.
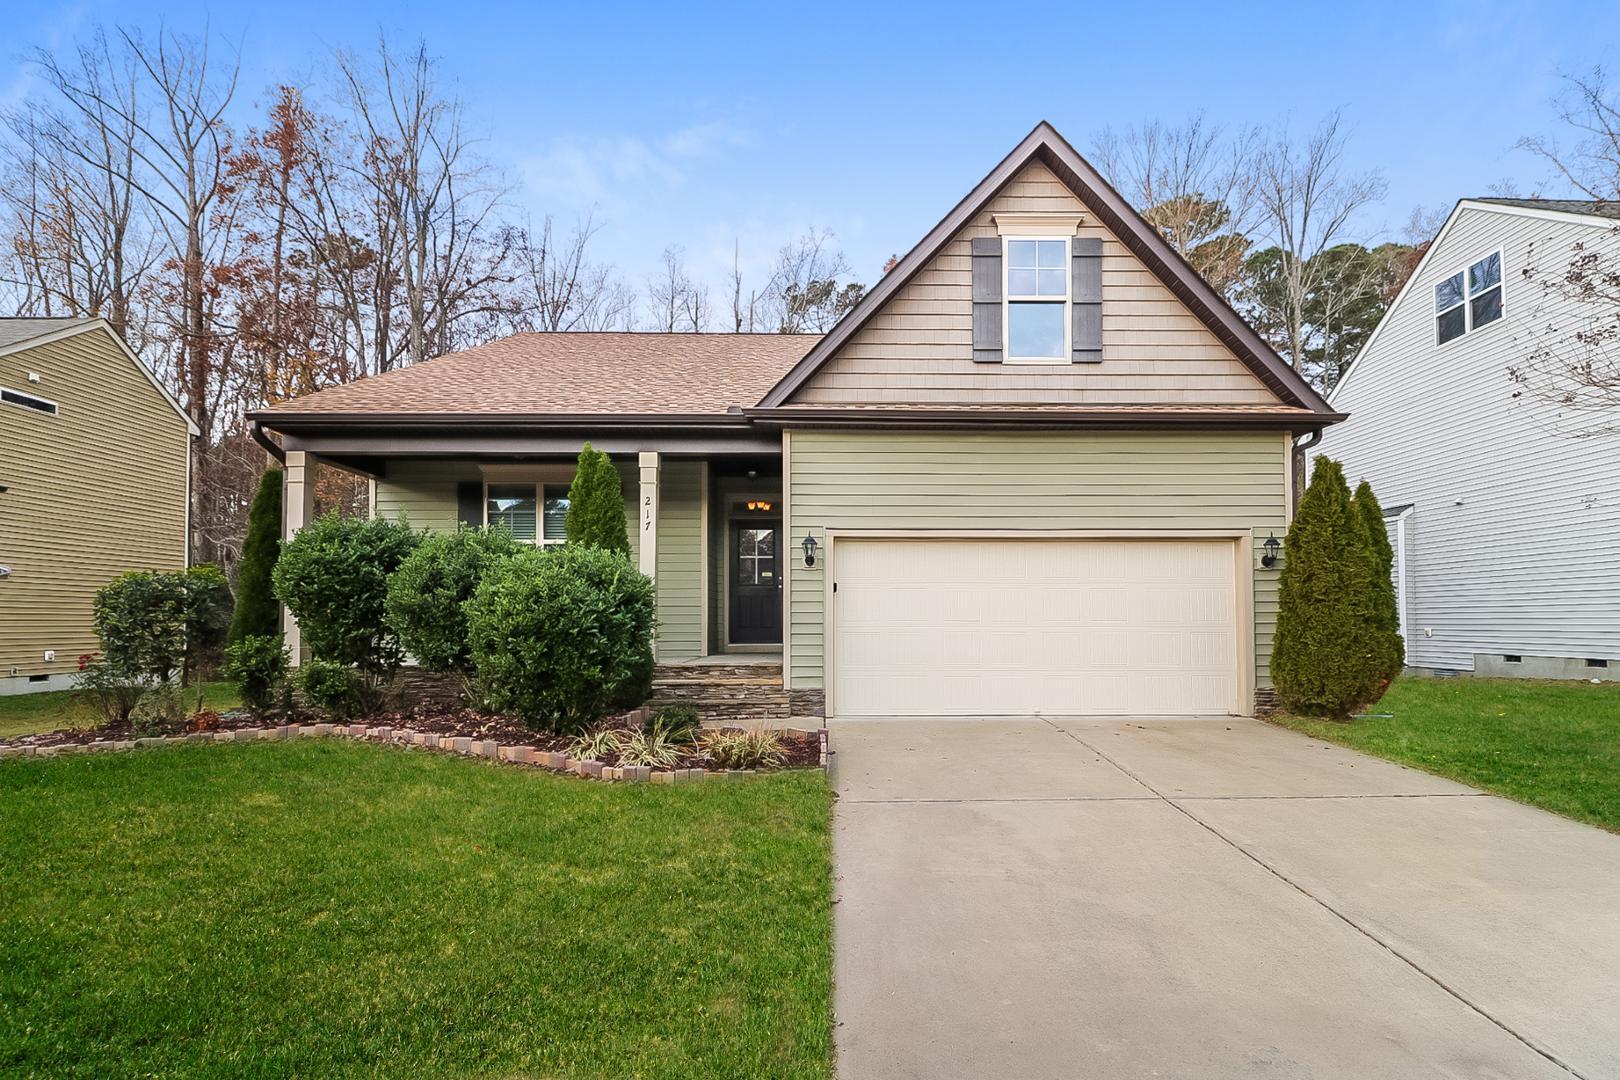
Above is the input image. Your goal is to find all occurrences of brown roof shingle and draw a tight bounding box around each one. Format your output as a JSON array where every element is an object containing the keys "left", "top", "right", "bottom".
[{"left": 257, "top": 333, "right": 820, "bottom": 418}]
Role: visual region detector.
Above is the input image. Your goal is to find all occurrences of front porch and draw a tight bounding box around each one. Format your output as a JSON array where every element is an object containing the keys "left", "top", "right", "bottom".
[{"left": 278, "top": 442, "right": 800, "bottom": 718}]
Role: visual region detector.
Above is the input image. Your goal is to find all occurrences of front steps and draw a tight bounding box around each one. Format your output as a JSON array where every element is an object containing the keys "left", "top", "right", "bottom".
[{"left": 650, "top": 660, "right": 791, "bottom": 725}]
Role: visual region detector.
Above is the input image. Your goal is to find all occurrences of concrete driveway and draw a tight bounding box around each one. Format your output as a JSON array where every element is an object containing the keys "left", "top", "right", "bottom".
[{"left": 831, "top": 716, "right": 1620, "bottom": 1080}]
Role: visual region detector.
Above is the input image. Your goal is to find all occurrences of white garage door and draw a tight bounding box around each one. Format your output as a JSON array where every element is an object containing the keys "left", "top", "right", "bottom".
[{"left": 829, "top": 538, "right": 1239, "bottom": 718}]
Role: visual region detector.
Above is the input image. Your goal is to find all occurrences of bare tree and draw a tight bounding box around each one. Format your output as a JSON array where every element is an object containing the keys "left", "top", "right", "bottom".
[
  {"left": 1246, "top": 112, "right": 1387, "bottom": 371},
  {"left": 647, "top": 245, "right": 708, "bottom": 331},
  {"left": 1517, "top": 67, "right": 1620, "bottom": 201},
  {"left": 334, "top": 36, "right": 515, "bottom": 368},
  {"left": 1091, "top": 113, "right": 1260, "bottom": 294},
  {"left": 510, "top": 214, "right": 634, "bottom": 331},
  {"left": 1508, "top": 69, "right": 1620, "bottom": 436},
  {"left": 759, "top": 228, "right": 862, "bottom": 333}
]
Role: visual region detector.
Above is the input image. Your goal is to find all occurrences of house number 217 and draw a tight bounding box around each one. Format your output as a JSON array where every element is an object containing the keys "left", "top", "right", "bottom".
[{"left": 643, "top": 495, "right": 653, "bottom": 531}]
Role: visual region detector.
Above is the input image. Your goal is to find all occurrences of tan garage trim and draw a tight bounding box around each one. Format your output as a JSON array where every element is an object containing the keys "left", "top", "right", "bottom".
[{"left": 822, "top": 529, "right": 1255, "bottom": 719}]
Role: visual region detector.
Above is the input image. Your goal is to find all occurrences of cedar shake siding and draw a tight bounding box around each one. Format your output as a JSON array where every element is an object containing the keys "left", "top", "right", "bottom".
[
  {"left": 0, "top": 323, "right": 191, "bottom": 690},
  {"left": 789, "top": 161, "right": 1277, "bottom": 408}
]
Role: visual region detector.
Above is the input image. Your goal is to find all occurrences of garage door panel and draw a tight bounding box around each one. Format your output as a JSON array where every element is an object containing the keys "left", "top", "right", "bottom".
[{"left": 831, "top": 538, "right": 1239, "bottom": 717}]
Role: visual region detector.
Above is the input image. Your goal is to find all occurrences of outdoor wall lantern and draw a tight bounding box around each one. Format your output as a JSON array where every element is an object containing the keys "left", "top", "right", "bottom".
[
  {"left": 1260, "top": 532, "right": 1282, "bottom": 568},
  {"left": 801, "top": 533, "right": 819, "bottom": 568}
]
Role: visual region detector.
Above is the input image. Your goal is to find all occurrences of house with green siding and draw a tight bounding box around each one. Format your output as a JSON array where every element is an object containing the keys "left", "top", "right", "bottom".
[{"left": 249, "top": 123, "right": 1342, "bottom": 722}]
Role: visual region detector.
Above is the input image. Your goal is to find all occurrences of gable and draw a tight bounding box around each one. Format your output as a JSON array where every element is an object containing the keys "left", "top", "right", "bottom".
[{"left": 788, "top": 160, "right": 1278, "bottom": 407}]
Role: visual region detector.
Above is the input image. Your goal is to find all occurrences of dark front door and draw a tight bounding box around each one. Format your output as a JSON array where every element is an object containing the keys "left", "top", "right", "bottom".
[{"left": 729, "top": 522, "right": 783, "bottom": 644}]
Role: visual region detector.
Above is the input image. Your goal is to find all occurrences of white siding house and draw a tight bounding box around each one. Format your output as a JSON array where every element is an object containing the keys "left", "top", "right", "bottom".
[{"left": 1314, "top": 199, "right": 1620, "bottom": 680}]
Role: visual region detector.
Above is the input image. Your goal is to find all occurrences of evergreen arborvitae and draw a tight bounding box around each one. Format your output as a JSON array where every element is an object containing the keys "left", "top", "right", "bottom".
[
  {"left": 1354, "top": 479, "right": 1406, "bottom": 687},
  {"left": 228, "top": 467, "right": 284, "bottom": 645},
  {"left": 1271, "top": 457, "right": 1385, "bottom": 718},
  {"left": 564, "top": 442, "right": 631, "bottom": 553}
]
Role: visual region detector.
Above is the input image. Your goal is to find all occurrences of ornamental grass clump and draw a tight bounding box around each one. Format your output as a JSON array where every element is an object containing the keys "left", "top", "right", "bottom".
[
  {"left": 701, "top": 729, "right": 786, "bottom": 770},
  {"left": 1271, "top": 457, "right": 1389, "bottom": 719}
]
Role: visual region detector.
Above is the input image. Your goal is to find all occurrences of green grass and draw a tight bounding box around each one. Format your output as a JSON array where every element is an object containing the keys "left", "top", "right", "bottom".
[
  {"left": 0, "top": 741, "right": 833, "bottom": 1078},
  {"left": 0, "top": 682, "right": 241, "bottom": 740},
  {"left": 1272, "top": 676, "right": 1620, "bottom": 831}
]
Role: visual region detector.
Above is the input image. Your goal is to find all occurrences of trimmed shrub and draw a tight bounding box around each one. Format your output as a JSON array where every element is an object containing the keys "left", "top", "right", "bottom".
[
  {"left": 228, "top": 467, "right": 284, "bottom": 645},
  {"left": 650, "top": 700, "right": 701, "bottom": 743},
  {"left": 93, "top": 566, "right": 232, "bottom": 686},
  {"left": 384, "top": 527, "right": 524, "bottom": 675},
  {"left": 271, "top": 512, "right": 420, "bottom": 678},
  {"left": 224, "top": 635, "right": 290, "bottom": 713},
  {"left": 298, "top": 658, "right": 365, "bottom": 720},
  {"left": 466, "top": 545, "right": 655, "bottom": 732},
  {"left": 1272, "top": 457, "right": 1386, "bottom": 719},
  {"left": 565, "top": 442, "right": 630, "bottom": 553},
  {"left": 1354, "top": 480, "right": 1406, "bottom": 687},
  {"left": 95, "top": 572, "right": 186, "bottom": 682}
]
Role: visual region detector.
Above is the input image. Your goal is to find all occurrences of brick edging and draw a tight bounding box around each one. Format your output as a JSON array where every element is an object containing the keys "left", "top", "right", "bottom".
[{"left": 0, "top": 722, "right": 821, "bottom": 784}]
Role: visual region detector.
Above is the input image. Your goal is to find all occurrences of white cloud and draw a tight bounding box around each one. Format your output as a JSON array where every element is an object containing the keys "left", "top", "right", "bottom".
[{"left": 520, "top": 120, "right": 752, "bottom": 209}]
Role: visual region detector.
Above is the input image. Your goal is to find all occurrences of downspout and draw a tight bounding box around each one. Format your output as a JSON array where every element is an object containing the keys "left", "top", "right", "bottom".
[
  {"left": 1290, "top": 430, "right": 1322, "bottom": 517},
  {"left": 250, "top": 419, "right": 286, "bottom": 464}
]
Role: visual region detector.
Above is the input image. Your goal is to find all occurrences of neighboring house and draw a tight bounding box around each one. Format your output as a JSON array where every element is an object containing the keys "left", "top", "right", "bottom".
[
  {"left": 0, "top": 318, "right": 197, "bottom": 695},
  {"left": 250, "top": 123, "right": 1340, "bottom": 720},
  {"left": 1315, "top": 198, "right": 1620, "bottom": 681}
]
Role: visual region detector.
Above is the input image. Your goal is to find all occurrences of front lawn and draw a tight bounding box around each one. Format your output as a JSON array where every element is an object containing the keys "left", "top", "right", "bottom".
[
  {"left": 0, "top": 681, "right": 241, "bottom": 740},
  {"left": 0, "top": 741, "right": 833, "bottom": 1078},
  {"left": 1273, "top": 676, "right": 1620, "bottom": 831}
]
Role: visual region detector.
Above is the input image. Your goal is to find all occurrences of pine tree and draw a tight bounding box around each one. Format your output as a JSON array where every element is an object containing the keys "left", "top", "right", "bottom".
[
  {"left": 1354, "top": 479, "right": 1406, "bottom": 687},
  {"left": 564, "top": 443, "right": 631, "bottom": 553},
  {"left": 1271, "top": 457, "right": 1386, "bottom": 718},
  {"left": 228, "top": 467, "right": 284, "bottom": 644}
]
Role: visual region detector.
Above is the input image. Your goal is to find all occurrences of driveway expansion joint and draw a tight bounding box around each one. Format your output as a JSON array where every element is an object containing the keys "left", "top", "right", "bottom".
[{"left": 1042, "top": 718, "right": 1587, "bottom": 1080}]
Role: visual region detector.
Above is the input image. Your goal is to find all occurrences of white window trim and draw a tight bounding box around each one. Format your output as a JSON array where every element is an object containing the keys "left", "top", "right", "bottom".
[
  {"left": 1003, "top": 234, "right": 1070, "bottom": 365},
  {"left": 1434, "top": 247, "right": 1505, "bottom": 347},
  {"left": 482, "top": 480, "right": 571, "bottom": 546},
  {"left": 0, "top": 385, "right": 59, "bottom": 415}
]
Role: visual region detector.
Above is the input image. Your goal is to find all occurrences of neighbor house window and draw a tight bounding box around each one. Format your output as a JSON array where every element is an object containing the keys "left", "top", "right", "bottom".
[
  {"left": 0, "top": 387, "right": 57, "bottom": 415},
  {"left": 1005, "top": 237, "right": 1068, "bottom": 361},
  {"left": 1435, "top": 250, "right": 1503, "bottom": 345},
  {"left": 485, "top": 482, "right": 570, "bottom": 544}
]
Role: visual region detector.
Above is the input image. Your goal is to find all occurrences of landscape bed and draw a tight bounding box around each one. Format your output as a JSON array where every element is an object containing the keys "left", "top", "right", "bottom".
[{"left": 0, "top": 739, "right": 834, "bottom": 1078}]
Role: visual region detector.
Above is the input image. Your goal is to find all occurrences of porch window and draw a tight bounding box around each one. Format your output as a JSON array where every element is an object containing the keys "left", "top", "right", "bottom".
[{"left": 486, "top": 482, "right": 570, "bottom": 544}]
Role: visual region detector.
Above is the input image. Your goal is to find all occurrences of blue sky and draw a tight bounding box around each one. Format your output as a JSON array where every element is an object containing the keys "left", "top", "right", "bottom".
[{"left": 8, "top": 0, "right": 1617, "bottom": 298}]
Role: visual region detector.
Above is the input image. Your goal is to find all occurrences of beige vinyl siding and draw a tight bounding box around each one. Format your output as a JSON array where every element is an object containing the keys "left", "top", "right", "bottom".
[
  {"left": 0, "top": 329, "right": 189, "bottom": 680},
  {"left": 654, "top": 460, "right": 703, "bottom": 660},
  {"left": 1318, "top": 205, "right": 1620, "bottom": 670},
  {"left": 791, "top": 160, "right": 1276, "bottom": 406},
  {"left": 787, "top": 430, "right": 1286, "bottom": 693}
]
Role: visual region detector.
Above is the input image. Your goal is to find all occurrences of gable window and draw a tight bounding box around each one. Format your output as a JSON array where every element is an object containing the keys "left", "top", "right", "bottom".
[
  {"left": 0, "top": 387, "right": 57, "bottom": 415},
  {"left": 1434, "top": 250, "right": 1503, "bottom": 345},
  {"left": 485, "top": 482, "right": 570, "bottom": 544},
  {"left": 1005, "top": 238, "right": 1069, "bottom": 362}
]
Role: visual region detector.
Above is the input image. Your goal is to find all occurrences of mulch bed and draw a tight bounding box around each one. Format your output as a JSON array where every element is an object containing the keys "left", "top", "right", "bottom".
[{"left": 1, "top": 698, "right": 822, "bottom": 770}]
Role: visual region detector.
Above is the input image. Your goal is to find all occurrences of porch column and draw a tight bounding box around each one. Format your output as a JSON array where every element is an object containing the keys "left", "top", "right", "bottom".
[
  {"left": 282, "top": 450, "right": 318, "bottom": 667},
  {"left": 637, "top": 451, "right": 659, "bottom": 580}
]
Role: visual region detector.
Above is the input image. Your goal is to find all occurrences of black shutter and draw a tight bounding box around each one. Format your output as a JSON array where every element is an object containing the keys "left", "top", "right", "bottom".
[
  {"left": 970, "top": 236, "right": 1003, "bottom": 364},
  {"left": 1071, "top": 237, "right": 1103, "bottom": 363},
  {"left": 456, "top": 481, "right": 483, "bottom": 528}
]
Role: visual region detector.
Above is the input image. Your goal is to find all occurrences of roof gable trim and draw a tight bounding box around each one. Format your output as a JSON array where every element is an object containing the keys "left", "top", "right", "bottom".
[{"left": 756, "top": 121, "right": 1334, "bottom": 414}]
